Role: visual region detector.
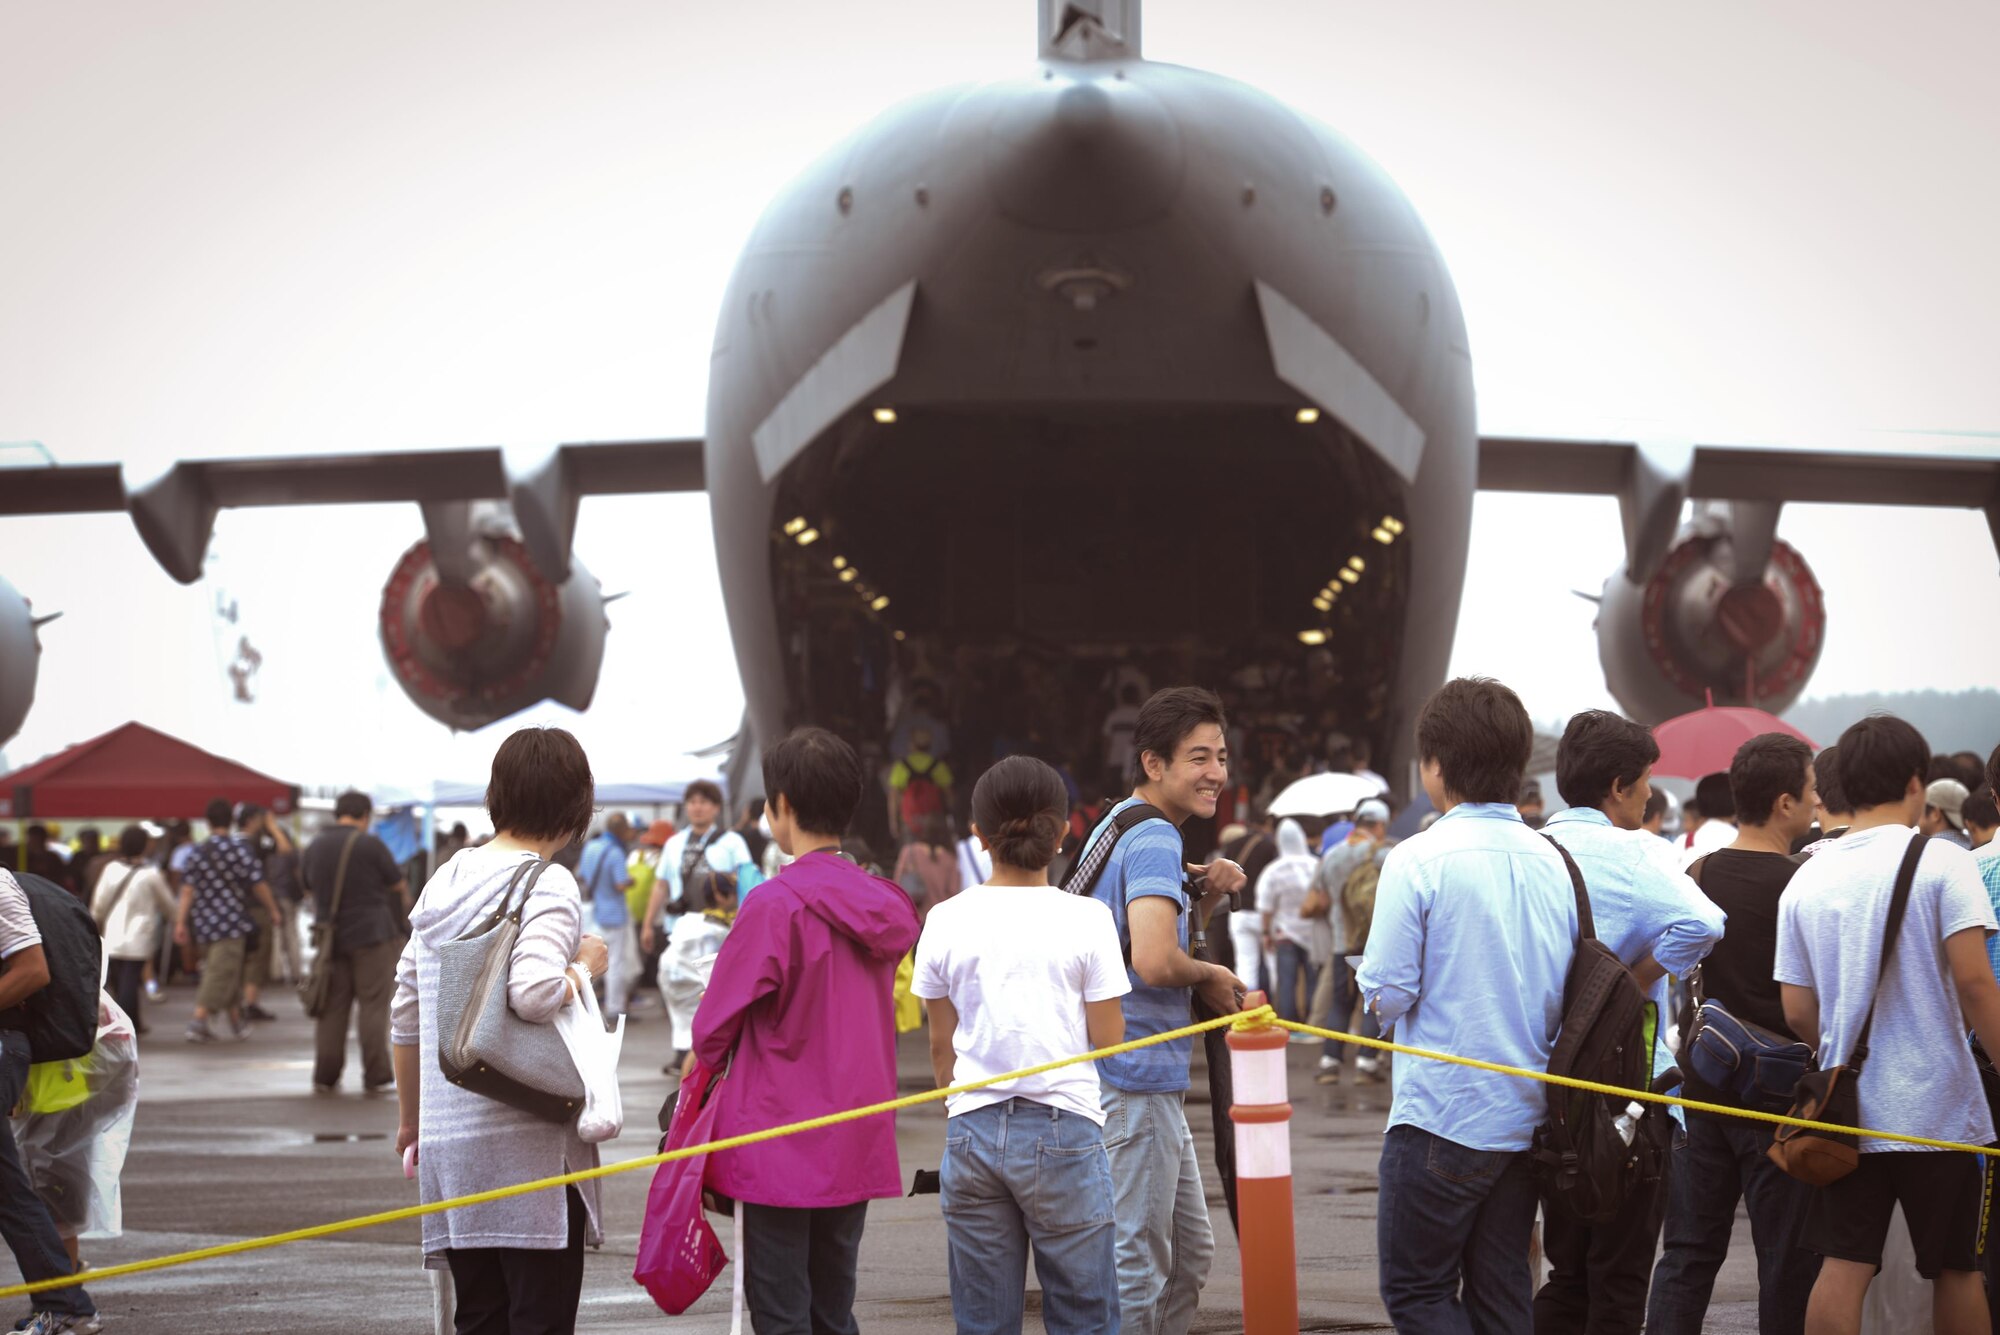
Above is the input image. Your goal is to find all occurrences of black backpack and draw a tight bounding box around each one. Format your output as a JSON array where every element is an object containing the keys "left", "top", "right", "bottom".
[
  {"left": 1530, "top": 839, "right": 1666, "bottom": 1222},
  {"left": 2, "top": 874, "right": 104, "bottom": 1063}
]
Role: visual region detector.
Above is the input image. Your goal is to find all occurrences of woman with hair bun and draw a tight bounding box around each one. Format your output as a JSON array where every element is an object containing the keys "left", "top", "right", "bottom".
[{"left": 911, "top": 755, "right": 1130, "bottom": 1334}]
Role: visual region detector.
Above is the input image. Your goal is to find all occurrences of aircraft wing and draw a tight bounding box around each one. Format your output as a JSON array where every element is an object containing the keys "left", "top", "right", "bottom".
[
  {"left": 1476, "top": 434, "right": 2000, "bottom": 579},
  {"left": 0, "top": 438, "right": 704, "bottom": 514},
  {"left": 0, "top": 438, "right": 704, "bottom": 582}
]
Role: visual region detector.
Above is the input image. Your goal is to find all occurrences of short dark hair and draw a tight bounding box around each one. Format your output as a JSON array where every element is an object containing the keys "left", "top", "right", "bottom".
[
  {"left": 1964, "top": 787, "right": 1999, "bottom": 832},
  {"left": 683, "top": 779, "right": 724, "bottom": 809},
  {"left": 1132, "top": 687, "right": 1228, "bottom": 781},
  {"left": 1555, "top": 710, "right": 1660, "bottom": 810},
  {"left": 762, "top": 727, "right": 865, "bottom": 836},
  {"left": 1813, "top": 746, "right": 1849, "bottom": 816},
  {"left": 1642, "top": 790, "right": 1669, "bottom": 824},
  {"left": 1988, "top": 743, "right": 2000, "bottom": 799},
  {"left": 686, "top": 865, "right": 738, "bottom": 911},
  {"left": 235, "top": 803, "right": 263, "bottom": 830},
  {"left": 117, "top": 824, "right": 148, "bottom": 859},
  {"left": 334, "top": 791, "right": 371, "bottom": 821},
  {"left": 1731, "top": 734, "right": 1814, "bottom": 826},
  {"left": 1837, "top": 715, "right": 1930, "bottom": 812},
  {"left": 1414, "top": 677, "right": 1533, "bottom": 806},
  {"left": 972, "top": 756, "right": 1070, "bottom": 871},
  {"left": 1928, "top": 754, "right": 1960, "bottom": 784},
  {"left": 205, "top": 798, "right": 233, "bottom": 829},
  {"left": 485, "top": 727, "right": 596, "bottom": 843},
  {"left": 1950, "top": 751, "right": 1987, "bottom": 792},
  {"left": 1693, "top": 773, "right": 1735, "bottom": 823}
]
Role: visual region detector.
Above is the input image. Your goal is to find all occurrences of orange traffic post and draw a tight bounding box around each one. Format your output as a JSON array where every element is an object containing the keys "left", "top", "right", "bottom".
[{"left": 1229, "top": 990, "right": 1299, "bottom": 1334}]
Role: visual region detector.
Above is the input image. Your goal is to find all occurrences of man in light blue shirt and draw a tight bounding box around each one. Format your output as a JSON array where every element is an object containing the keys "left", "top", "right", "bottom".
[
  {"left": 1978, "top": 748, "right": 2000, "bottom": 981},
  {"left": 577, "top": 814, "right": 634, "bottom": 1019},
  {"left": 1358, "top": 676, "right": 1577, "bottom": 1335},
  {"left": 1538, "top": 710, "right": 1725, "bottom": 1335}
]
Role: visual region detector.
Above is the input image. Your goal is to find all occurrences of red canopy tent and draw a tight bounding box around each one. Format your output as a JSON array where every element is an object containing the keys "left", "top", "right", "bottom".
[{"left": 0, "top": 722, "right": 297, "bottom": 820}]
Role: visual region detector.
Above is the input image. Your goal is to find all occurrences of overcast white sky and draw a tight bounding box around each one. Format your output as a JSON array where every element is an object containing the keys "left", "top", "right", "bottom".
[{"left": 2, "top": 0, "right": 1997, "bottom": 788}]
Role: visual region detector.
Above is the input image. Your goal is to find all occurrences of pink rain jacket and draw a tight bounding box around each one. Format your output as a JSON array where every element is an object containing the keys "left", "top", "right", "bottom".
[{"left": 693, "top": 850, "right": 921, "bottom": 1207}]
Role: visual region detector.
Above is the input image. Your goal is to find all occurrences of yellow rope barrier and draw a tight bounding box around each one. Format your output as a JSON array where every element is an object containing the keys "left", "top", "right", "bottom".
[
  {"left": 1273, "top": 1017, "right": 1998, "bottom": 1155},
  {"left": 0, "top": 1006, "right": 1279, "bottom": 1300},
  {"left": 6, "top": 1001, "right": 1985, "bottom": 1301}
]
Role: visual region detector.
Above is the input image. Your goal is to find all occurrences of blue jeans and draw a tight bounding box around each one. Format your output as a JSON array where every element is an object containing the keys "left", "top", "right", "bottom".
[
  {"left": 1273, "top": 939, "right": 1318, "bottom": 1028},
  {"left": 1377, "top": 1124, "right": 1536, "bottom": 1335},
  {"left": 0, "top": 1031, "right": 93, "bottom": 1318},
  {"left": 941, "top": 1099, "right": 1117, "bottom": 1335},
  {"left": 1100, "top": 1087, "right": 1214, "bottom": 1335},
  {"left": 1646, "top": 1111, "right": 1818, "bottom": 1335},
  {"left": 1320, "top": 956, "right": 1379, "bottom": 1063}
]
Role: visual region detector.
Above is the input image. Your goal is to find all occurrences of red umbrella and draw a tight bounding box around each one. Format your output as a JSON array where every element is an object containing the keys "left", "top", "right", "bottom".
[{"left": 1652, "top": 704, "right": 1817, "bottom": 780}]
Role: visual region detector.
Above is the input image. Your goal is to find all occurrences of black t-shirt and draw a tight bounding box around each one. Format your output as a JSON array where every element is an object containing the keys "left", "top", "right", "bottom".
[
  {"left": 301, "top": 827, "right": 406, "bottom": 954},
  {"left": 1684, "top": 847, "right": 1804, "bottom": 1101}
]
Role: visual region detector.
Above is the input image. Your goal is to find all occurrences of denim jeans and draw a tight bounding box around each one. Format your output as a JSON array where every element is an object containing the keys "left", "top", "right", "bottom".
[
  {"left": 1646, "top": 1111, "right": 1818, "bottom": 1335},
  {"left": 1273, "top": 939, "right": 1318, "bottom": 1028},
  {"left": 1320, "top": 957, "right": 1377, "bottom": 1063},
  {"left": 1100, "top": 1086, "right": 1214, "bottom": 1335},
  {"left": 1377, "top": 1123, "right": 1537, "bottom": 1335},
  {"left": 0, "top": 1031, "right": 93, "bottom": 1318},
  {"left": 941, "top": 1098, "right": 1118, "bottom": 1335}
]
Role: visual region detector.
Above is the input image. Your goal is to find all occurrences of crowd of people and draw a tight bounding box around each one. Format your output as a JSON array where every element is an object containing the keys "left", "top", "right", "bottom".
[{"left": 3, "top": 677, "right": 1999, "bottom": 1335}]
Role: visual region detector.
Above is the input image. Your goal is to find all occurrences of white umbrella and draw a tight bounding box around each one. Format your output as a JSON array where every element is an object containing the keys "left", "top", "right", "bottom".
[{"left": 1267, "top": 772, "right": 1384, "bottom": 818}]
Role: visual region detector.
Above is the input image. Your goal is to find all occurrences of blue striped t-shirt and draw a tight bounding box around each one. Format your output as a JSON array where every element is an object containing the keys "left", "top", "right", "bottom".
[{"left": 1086, "top": 799, "right": 1194, "bottom": 1093}]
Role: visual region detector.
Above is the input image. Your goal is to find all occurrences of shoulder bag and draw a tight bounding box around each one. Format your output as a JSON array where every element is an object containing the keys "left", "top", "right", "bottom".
[
  {"left": 1768, "top": 831, "right": 1926, "bottom": 1185},
  {"left": 435, "top": 857, "right": 586, "bottom": 1124},
  {"left": 91, "top": 864, "right": 142, "bottom": 932},
  {"left": 1681, "top": 855, "right": 1815, "bottom": 1112},
  {"left": 298, "top": 831, "right": 362, "bottom": 1019}
]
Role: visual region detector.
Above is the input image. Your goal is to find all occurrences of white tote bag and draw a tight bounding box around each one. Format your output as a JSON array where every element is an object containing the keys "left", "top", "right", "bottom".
[{"left": 554, "top": 974, "right": 626, "bottom": 1143}]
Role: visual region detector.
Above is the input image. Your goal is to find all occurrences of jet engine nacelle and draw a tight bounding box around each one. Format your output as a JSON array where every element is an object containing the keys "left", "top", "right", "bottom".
[
  {"left": 378, "top": 529, "right": 608, "bottom": 732},
  {"left": 1596, "top": 519, "right": 1826, "bottom": 724},
  {"left": 0, "top": 575, "right": 52, "bottom": 752}
]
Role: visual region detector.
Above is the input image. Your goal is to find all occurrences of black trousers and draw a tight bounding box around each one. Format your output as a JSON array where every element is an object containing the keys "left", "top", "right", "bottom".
[
  {"left": 445, "top": 1187, "right": 586, "bottom": 1335},
  {"left": 743, "top": 1200, "right": 869, "bottom": 1335},
  {"left": 1534, "top": 1170, "right": 1670, "bottom": 1335},
  {"left": 106, "top": 958, "right": 146, "bottom": 1031}
]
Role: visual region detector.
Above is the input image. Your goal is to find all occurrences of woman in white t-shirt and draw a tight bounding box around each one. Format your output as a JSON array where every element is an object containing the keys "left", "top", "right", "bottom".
[{"left": 912, "top": 756, "right": 1130, "bottom": 1335}]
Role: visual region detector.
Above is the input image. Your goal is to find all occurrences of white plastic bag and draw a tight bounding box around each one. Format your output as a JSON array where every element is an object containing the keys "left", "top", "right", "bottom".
[
  {"left": 14, "top": 992, "right": 139, "bottom": 1240},
  {"left": 554, "top": 974, "right": 625, "bottom": 1143}
]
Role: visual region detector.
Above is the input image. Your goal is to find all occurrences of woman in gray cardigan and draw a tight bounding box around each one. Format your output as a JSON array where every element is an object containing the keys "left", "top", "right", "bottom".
[{"left": 392, "top": 727, "right": 610, "bottom": 1333}]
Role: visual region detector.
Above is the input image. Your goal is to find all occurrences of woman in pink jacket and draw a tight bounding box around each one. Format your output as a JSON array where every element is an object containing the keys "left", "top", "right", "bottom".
[{"left": 693, "top": 726, "right": 921, "bottom": 1332}]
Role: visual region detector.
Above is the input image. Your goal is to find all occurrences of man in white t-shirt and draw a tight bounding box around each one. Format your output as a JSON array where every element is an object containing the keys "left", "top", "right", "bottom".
[
  {"left": 1775, "top": 715, "right": 2000, "bottom": 1333},
  {"left": 913, "top": 756, "right": 1131, "bottom": 1335},
  {"left": 0, "top": 868, "right": 99, "bottom": 1332}
]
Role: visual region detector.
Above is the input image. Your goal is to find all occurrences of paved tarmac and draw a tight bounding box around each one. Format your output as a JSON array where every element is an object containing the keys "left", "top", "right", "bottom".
[{"left": 2, "top": 986, "right": 1773, "bottom": 1332}]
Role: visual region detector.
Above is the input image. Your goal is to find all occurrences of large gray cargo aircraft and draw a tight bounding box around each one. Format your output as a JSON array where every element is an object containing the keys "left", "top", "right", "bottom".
[{"left": 4, "top": 0, "right": 1998, "bottom": 781}]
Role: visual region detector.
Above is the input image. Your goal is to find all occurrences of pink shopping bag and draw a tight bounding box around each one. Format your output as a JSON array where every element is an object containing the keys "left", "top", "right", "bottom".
[{"left": 634, "top": 1061, "right": 730, "bottom": 1314}]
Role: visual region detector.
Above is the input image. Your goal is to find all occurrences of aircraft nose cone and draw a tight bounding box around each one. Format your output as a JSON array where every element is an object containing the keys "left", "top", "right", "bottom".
[{"left": 986, "top": 70, "right": 1183, "bottom": 232}]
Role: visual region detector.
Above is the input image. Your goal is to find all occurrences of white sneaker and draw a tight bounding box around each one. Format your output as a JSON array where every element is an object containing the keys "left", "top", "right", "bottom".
[
  {"left": 1317, "top": 1054, "right": 1341, "bottom": 1072},
  {"left": 144, "top": 979, "right": 161, "bottom": 1000},
  {"left": 1355, "top": 1054, "right": 1382, "bottom": 1075}
]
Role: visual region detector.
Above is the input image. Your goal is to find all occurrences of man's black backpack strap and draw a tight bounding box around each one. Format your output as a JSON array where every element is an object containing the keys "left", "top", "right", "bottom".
[
  {"left": 1062, "top": 803, "right": 1172, "bottom": 901},
  {"left": 1063, "top": 802, "right": 1183, "bottom": 966},
  {"left": 1531, "top": 834, "right": 1659, "bottom": 1223}
]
